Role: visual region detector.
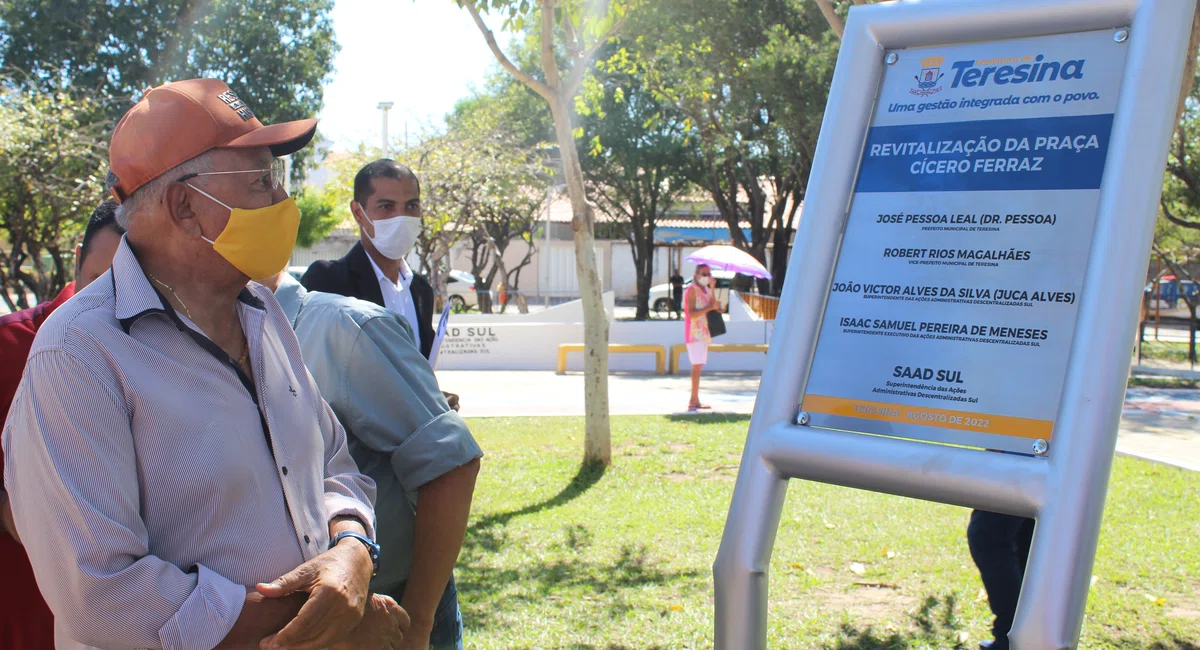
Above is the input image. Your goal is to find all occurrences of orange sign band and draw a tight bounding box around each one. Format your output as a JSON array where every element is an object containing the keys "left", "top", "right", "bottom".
[{"left": 801, "top": 394, "right": 1054, "bottom": 440}]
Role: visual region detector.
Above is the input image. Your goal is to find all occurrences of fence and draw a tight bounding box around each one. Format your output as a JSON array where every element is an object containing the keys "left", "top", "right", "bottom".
[
  {"left": 435, "top": 289, "right": 584, "bottom": 313},
  {"left": 736, "top": 292, "right": 780, "bottom": 320}
]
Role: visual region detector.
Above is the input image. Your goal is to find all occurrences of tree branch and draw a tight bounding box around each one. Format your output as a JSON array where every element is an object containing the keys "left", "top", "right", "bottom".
[
  {"left": 540, "top": 0, "right": 563, "bottom": 93},
  {"left": 562, "top": 7, "right": 583, "bottom": 60},
  {"left": 461, "top": 1, "right": 554, "bottom": 102},
  {"left": 566, "top": 13, "right": 630, "bottom": 97},
  {"left": 814, "top": 0, "right": 845, "bottom": 38},
  {"left": 1175, "top": 8, "right": 1200, "bottom": 126},
  {"left": 1153, "top": 243, "right": 1198, "bottom": 311},
  {"left": 1168, "top": 161, "right": 1200, "bottom": 198},
  {"left": 1162, "top": 198, "right": 1200, "bottom": 230}
]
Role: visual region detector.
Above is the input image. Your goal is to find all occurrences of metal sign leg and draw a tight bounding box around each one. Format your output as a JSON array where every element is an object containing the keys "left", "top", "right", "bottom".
[{"left": 714, "top": 455, "right": 788, "bottom": 650}]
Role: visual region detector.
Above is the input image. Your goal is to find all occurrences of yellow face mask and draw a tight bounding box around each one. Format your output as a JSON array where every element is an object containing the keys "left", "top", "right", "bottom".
[{"left": 188, "top": 184, "right": 300, "bottom": 280}]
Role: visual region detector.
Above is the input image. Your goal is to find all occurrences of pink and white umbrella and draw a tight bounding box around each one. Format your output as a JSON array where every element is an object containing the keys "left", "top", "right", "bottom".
[{"left": 684, "top": 245, "right": 772, "bottom": 280}]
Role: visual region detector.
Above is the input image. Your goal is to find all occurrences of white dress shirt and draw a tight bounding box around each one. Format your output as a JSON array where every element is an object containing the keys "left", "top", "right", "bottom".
[
  {"left": 2, "top": 238, "right": 376, "bottom": 650},
  {"left": 366, "top": 253, "right": 421, "bottom": 338}
]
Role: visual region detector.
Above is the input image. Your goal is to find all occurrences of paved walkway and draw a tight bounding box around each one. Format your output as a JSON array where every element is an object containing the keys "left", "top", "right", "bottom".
[
  {"left": 440, "top": 371, "right": 1200, "bottom": 472},
  {"left": 1119, "top": 388, "right": 1200, "bottom": 472}
]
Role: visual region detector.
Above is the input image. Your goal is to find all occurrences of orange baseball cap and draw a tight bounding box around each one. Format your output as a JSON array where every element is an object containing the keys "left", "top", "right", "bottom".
[{"left": 106, "top": 78, "right": 318, "bottom": 202}]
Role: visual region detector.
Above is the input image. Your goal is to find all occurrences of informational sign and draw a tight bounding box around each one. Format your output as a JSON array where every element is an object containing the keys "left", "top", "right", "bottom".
[
  {"left": 439, "top": 325, "right": 500, "bottom": 359},
  {"left": 428, "top": 302, "right": 453, "bottom": 369},
  {"left": 802, "top": 30, "right": 1129, "bottom": 452}
]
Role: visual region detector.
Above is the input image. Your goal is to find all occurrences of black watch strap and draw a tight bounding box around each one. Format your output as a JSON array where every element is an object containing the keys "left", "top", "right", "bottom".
[{"left": 330, "top": 531, "right": 380, "bottom": 575}]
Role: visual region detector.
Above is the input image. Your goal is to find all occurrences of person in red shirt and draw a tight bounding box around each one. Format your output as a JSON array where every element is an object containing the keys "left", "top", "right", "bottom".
[{"left": 0, "top": 199, "right": 124, "bottom": 649}]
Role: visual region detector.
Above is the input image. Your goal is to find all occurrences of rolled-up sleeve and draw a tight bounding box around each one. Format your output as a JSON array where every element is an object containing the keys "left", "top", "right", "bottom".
[
  {"left": 338, "top": 315, "right": 482, "bottom": 493},
  {"left": 2, "top": 349, "right": 245, "bottom": 650},
  {"left": 315, "top": 386, "right": 378, "bottom": 540}
]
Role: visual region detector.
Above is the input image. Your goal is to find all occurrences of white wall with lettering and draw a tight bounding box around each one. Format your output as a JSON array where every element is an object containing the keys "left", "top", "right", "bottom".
[{"left": 436, "top": 319, "right": 773, "bottom": 372}]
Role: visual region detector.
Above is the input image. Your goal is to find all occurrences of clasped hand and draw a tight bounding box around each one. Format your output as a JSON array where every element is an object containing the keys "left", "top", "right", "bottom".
[{"left": 256, "top": 540, "right": 409, "bottom": 649}]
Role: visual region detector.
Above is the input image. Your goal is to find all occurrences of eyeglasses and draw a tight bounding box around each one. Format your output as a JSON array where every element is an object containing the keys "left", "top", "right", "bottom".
[{"left": 178, "top": 158, "right": 286, "bottom": 190}]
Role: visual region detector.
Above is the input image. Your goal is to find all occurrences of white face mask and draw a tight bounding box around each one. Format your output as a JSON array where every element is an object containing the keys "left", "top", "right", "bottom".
[
  {"left": 697, "top": 276, "right": 711, "bottom": 287},
  {"left": 364, "top": 213, "right": 422, "bottom": 260}
]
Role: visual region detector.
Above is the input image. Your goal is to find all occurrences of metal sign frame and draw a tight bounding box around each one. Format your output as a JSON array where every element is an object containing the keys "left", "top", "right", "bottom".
[{"left": 713, "top": 1, "right": 1196, "bottom": 649}]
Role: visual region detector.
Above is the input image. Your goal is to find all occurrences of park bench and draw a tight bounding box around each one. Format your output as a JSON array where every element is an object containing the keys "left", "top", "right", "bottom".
[
  {"left": 668, "top": 343, "right": 769, "bottom": 374},
  {"left": 557, "top": 343, "right": 667, "bottom": 375}
]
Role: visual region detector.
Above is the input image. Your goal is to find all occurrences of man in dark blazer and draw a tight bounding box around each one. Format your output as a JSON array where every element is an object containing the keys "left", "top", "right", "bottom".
[{"left": 302, "top": 159, "right": 436, "bottom": 359}]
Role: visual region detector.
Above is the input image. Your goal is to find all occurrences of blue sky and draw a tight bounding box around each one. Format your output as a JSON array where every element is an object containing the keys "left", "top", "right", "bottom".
[{"left": 318, "top": 0, "right": 511, "bottom": 151}]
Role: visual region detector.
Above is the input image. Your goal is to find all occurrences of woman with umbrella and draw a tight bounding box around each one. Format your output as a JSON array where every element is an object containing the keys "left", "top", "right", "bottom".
[
  {"left": 684, "top": 264, "right": 721, "bottom": 411},
  {"left": 682, "top": 245, "right": 773, "bottom": 412}
]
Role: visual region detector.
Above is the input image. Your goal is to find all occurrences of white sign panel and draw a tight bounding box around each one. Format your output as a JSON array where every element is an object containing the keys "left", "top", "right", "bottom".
[{"left": 802, "top": 29, "right": 1129, "bottom": 452}]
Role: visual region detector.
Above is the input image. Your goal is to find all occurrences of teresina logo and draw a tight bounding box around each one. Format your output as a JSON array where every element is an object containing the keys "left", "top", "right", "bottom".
[{"left": 949, "top": 55, "right": 1085, "bottom": 88}]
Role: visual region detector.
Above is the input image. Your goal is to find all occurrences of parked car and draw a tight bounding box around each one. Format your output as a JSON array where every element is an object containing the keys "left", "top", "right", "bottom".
[
  {"left": 648, "top": 269, "right": 735, "bottom": 314},
  {"left": 1145, "top": 277, "right": 1198, "bottom": 313},
  {"left": 445, "top": 270, "right": 480, "bottom": 310},
  {"left": 287, "top": 265, "right": 308, "bottom": 282}
]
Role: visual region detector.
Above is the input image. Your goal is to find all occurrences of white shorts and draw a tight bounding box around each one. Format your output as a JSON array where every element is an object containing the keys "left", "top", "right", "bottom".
[{"left": 687, "top": 341, "right": 709, "bottom": 366}]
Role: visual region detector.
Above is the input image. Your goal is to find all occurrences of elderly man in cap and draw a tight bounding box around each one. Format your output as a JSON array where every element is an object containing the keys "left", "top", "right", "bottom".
[{"left": 2, "top": 78, "right": 407, "bottom": 650}]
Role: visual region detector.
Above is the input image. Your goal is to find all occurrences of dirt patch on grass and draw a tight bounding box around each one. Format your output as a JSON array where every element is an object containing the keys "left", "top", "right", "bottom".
[
  {"left": 664, "top": 442, "right": 694, "bottom": 454},
  {"left": 775, "top": 584, "right": 917, "bottom": 622},
  {"left": 702, "top": 464, "right": 739, "bottom": 481},
  {"left": 1168, "top": 606, "right": 1200, "bottom": 619},
  {"left": 1167, "top": 588, "right": 1200, "bottom": 620},
  {"left": 662, "top": 472, "right": 694, "bottom": 482},
  {"left": 615, "top": 443, "right": 654, "bottom": 457}
]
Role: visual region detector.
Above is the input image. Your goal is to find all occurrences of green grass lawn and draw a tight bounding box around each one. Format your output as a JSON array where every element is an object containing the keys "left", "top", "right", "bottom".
[
  {"left": 1139, "top": 341, "right": 1193, "bottom": 364},
  {"left": 457, "top": 415, "right": 1200, "bottom": 650}
]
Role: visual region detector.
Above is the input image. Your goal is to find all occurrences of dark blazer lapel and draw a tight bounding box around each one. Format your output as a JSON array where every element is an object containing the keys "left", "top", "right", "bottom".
[
  {"left": 409, "top": 272, "right": 436, "bottom": 359},
  {"left": 347, "top": 242, "right": 385, "bottom": 307}
]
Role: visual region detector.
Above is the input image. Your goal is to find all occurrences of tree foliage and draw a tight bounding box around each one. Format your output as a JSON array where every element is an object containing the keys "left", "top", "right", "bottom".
[
  {"left": 1162, "top": 63, "right": 1200, "bottom": 232},
  {"left": 426, "top": 97, "right": 548, "bottom": 312},
  {"left": 577, "top": 49, "right": 696, "bottom": 318},
  {"left": 457, "top": 0, "right": 633, "bottom": 464},
  {"left": 294, "top": 187, "right": 341, "bottom": 249},
  {"left": 623, "top": 0, "right": 838, "bottom": 294},
  {"left": 0, "top": 82, "right": 111, "bottom": 310},
  {"left": 0, "top": 0, "right": 339, "bottom": 177}
]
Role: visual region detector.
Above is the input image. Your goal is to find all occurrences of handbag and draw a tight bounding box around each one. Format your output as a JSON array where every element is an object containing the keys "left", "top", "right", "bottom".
[{"left": 706, "top": 309, "right": 727, "bottom": 338}]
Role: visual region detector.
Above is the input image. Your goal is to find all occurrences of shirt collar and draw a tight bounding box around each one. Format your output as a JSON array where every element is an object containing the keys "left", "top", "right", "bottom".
[
  {"left": 366, "top": 252, "right": 411, "bottom": 286},
  {"left": 112, "top": 236, "right": 265, "bottom": 333},
  {"left": 274, "top": 272, "right": 307, "bottom": 326}
]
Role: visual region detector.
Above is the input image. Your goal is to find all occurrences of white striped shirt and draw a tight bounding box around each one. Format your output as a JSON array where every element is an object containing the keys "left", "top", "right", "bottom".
[{"left": 2, "top": 238, "right": 376, "bottom": 650}]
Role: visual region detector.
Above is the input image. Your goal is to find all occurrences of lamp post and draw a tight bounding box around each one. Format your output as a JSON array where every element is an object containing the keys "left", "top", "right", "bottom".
[{"left": 377, "top": 101, "right": 394, "bottom": 156}]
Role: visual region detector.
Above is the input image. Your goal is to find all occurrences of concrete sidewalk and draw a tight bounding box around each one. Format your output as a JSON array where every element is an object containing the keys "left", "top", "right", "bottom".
[{"left": 439, "top": 370, "right": 1200, "bottom": 472}]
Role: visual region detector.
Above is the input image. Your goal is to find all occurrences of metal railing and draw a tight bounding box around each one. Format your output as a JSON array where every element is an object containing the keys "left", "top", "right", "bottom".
[
  {"left": 736, "top": 292, "right": 780, "bottom": 320},
  {"left": 435, "top": 289, "right": 584, "bottom": 313}
]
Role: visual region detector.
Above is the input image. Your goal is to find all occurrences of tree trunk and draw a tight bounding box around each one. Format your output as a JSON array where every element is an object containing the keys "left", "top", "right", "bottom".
[
  {"left": 770, "top": 232, "right": 790, "bottom": 297},
  {"left": 480, "top": 226, "right": 513, "bottom": 314},
  {"left": 634, "top": 238, "right": 654, "bottom": 320},
  {"left": 1190, "top": 305, "right": 1197, "bottom": 365},
  {"left": 549, "top": 94, "right": 611, "bottom": 466}
]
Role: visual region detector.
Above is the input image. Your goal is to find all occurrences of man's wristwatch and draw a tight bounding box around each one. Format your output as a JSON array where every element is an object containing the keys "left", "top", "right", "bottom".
[{"left": 330, "top": 531, "right": 380, "bottom": 575}]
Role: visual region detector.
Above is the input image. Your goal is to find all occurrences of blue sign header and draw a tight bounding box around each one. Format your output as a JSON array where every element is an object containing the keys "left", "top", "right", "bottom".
[{"left": 855, "top": 114, "right": 1114, "bottom": 193}]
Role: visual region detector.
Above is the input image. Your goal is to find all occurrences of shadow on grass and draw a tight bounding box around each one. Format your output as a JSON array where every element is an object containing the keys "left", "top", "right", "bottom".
[
  {"left": 825, "top": 594, "right": 965, "bottom": 650},
  {"left": 1107, "top": 640, "right": 1200, "bottom": 650},
  {"left": 662, "top": 412, "right": 751, "bottom": 425},
  {"left": 464, "top": 461, "right": 607, "bottom": 555},
  {"left": 826, "top": 593, "right": 1200, "bottom": 650},
  {"left": 458, "top": 461, "right": 706, "bottom": 632},
  {"left": 460, "top": 539, "right": 706, "bottom": 631}
]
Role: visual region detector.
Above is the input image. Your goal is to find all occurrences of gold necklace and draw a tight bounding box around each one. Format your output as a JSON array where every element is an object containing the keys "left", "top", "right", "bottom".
[
  {"left": 148, "top": 272, "right": 250, "bottom": 372},
  {"left": 146, "top": 272, "right": 195, "bottom": 322},
  {"left": 237, "top": 337, "right": 251, "bottom": 372}
]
